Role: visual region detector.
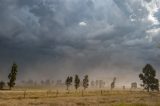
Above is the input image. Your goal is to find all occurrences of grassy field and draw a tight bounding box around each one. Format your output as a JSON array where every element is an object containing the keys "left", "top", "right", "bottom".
[{"left": 0, "top": 89, "right": 160, "bottom": 106}]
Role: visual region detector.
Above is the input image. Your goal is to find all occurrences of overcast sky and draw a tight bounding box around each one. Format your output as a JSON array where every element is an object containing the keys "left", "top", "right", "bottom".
[{"left": 0, "top": 0, "right": 160, "bottom": 83}]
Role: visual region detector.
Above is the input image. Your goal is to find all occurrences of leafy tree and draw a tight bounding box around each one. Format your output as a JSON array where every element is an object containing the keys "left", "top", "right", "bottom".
[
  {"left": 139, "top": 64, "right": 159, "bottom": 92},
  {"left": 83, "top": 75, "right": 89, "bottom": 90},
  {"left": 65, "top": 76, "right": 73, "bottom": 90},
  {"left": 0, "top": 81, "right": 5, "bottom": 90},
  {"left": 74, "top": 75, "right": 80, "bottom": 90},
  {"left": 8, "top": 63, "right": 18, "bottom": 90}
]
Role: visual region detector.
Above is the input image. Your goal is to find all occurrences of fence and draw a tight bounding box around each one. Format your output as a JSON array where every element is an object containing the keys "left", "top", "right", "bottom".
[{"left": 0, "top": 89, "right": 153, "bottom": 99}]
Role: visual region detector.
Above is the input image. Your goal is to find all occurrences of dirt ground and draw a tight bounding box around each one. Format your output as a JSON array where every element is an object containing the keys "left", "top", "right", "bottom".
[{"left": 0, "top": 90, "right": 160, "bottom": 106}]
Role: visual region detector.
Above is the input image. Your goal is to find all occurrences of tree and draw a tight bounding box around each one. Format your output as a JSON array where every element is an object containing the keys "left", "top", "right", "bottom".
[
  {"left": 139, "top": 64, "right": 159, "bottom": 92},
  {"left": 65, "top": 76, "right": 73, "bottom": 90},
  {"left": 8, "top": 63, "right": 18, "bottom": 90},
  {"left": 83, "top": 75, "right": 89, "bottom": 90},
  {"left": 111, "top": 77, "right": 116, "bottom": 90},
  {"left": 45, "top": 79, "right": 51, "bottom": 86},
  {"left": 0, "top": 81, "right": 5, "bottom": 90},
  {"left": 74, "top": 75, "right": 80, "bottom": 90},
  {"left": 41, "top": 80, "right": 44, "bottom": 86}
]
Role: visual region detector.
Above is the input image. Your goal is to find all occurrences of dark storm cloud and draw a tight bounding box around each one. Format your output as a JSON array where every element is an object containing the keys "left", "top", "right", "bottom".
[{"left": 0, "top": 0, "right": 160, "bottom": 80}]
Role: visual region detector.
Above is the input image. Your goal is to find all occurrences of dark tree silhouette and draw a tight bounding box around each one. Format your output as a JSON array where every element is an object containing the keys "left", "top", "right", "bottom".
[
  {"left": 111, "top": 77, "right": 116, "bottom": 90},
  {"left": 83, "top": 75, "right": 89, "bottom": 90},
  {"left": 139, "top": 64, "right": 159, "bottom": 92},
  {"left": 65, "top": 76, "right": 73, "bottom": 90},
  {"left": 0, "top": 81, "right": 5, "bottom": 90},
  {"left": 74, "top": 75, "right": 80, "bottom": 90},
  {"left": 8, "top": 63, "right": 18, "bottom": 90}
]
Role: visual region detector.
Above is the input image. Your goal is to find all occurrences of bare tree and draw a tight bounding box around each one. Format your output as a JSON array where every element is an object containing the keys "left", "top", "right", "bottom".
[{"left": 111, "top": 77, "right": 116, "bottom": 90}]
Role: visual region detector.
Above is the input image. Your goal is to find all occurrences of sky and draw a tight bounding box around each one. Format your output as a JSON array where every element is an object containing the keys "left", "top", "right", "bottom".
[{"left": 0, "top": 0, "right": 160, "bottom": 84}]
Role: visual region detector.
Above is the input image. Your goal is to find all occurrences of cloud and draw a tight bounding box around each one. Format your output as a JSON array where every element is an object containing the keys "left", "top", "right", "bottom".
[
  {"left": 79, "top": 21, "right": 87, "bottom": 26},
  {"left": 0, "top": 0, "right": 160, "bottom": 80}
]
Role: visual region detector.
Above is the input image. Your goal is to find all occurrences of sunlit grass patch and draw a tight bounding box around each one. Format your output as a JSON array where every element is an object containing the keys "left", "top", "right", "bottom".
[{"left": 113, "top": 103, "right": 148, "bottom": 106}]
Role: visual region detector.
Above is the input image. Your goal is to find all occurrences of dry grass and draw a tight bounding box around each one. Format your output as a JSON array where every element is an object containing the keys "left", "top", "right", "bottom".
[{"left": 0, "top": 89, "right": 160, "bottom": 106}]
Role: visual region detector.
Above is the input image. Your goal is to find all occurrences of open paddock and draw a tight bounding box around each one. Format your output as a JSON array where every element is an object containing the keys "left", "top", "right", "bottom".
[{"left": 0, "top": 89, "right": 159, "bottom": 106}]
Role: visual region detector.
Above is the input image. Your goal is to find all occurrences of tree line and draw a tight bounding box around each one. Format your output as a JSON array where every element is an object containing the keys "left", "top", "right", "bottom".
[
  {"left": 65, "top": 75, "right": 89, "bottom": 91},
  {"left": 0, "top": 63, "right": 159, "bottom": 92},
  {"left": 65, "top": 64, "right": 159, "bottom": 92}
]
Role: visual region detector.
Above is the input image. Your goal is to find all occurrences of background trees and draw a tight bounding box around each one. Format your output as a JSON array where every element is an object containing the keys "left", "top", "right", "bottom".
[
  {"left": 111, "top": 77, "right": 116, "bottom": 90},
  {"left": 83, "top": 75, "right": 89, "bottom": 90},
  {"left": 139, "top": 64, "right": 159, "bottom": 92},
  {"left": 8, "top": 63, "right": 18, "bottom": 90},
  {"left": 65, "top": 76, "right": 73, "bottom": 90},
  {"left": 0, "top": 81, "right": 5, "bottom": 90},
  {"left": 74, "top": 75, "right": 80, "bottom": 90}
]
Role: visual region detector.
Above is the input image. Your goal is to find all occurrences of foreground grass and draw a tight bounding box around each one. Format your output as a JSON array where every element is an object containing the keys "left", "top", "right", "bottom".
[{"left": 0, "top": 89, "right": 160, "bottom": 106}]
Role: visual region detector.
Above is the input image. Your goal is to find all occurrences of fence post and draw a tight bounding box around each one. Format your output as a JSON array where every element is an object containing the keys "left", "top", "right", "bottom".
[
  {"left": 67, "top": 90, "right": 69, "bottom": 94},
  {"left": 46, "top": 90, "right": 48, "bottom": 97},
  {"left": 82, "top": 90, "right": 84, "bottom": 97},
  {"left": 56, "top": 90, "right": 58, "bottom": 97},
  {"left": 24, "top": 90, "right": 26, "bottom": 99}
]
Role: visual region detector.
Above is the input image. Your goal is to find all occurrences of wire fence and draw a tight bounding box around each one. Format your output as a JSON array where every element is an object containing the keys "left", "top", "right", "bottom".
[{"left": 0, "top": 90, "right": 156, "bottom": 99}]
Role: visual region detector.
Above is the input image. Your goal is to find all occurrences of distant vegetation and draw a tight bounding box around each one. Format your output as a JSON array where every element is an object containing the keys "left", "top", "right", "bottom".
[
  {"left": 0, "top": 81, "right": 5, "bottom": 90},
  {"left": 83, "top": 75, "right": 89, "bottom": 90},
  {"left": 74, "top": 75, "right": 80, "bottom": 90},
  {"left": 65, "top": 76, "right": 73, "bottom": 90},
  {"left": 0, "top": 63, "right": 159, "bottom": 92},
  {"left": 111, "top": 77, "right": 116, "bottom": 90}
]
